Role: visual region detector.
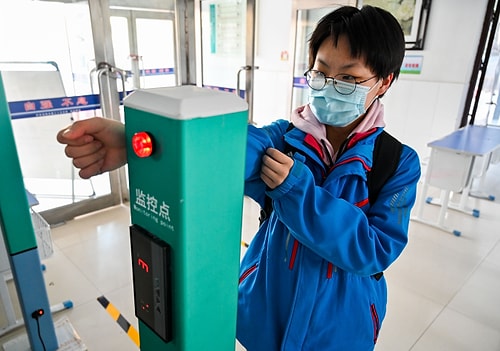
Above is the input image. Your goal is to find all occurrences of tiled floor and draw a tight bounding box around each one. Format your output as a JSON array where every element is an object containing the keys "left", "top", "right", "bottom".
[{"left": 1, "top": 162, "right": 500, "bottom": 350}]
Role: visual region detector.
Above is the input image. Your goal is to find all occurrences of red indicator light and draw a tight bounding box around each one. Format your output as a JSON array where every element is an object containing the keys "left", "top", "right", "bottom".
[
  {"left": 132, "top": 132, "right": 153, "bottom": 158},
  {"left": 31, "top": 309, "right": 45, "bottom": 319}
]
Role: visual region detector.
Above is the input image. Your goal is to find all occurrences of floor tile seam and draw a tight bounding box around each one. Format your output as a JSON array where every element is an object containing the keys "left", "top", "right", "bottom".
[
  {"left": 484, "top": 239, "right": 500, "bottom": 266},
  {"left": 406, "top": 250, "right": 490, "bottom": 350},
  {"left": 440, "top": 251, "right": 488, "bottom": 305},
  {"left": 407, "top": 300, "right": 447, "bottom": 350},
  {"left": 98, "top": 283, "right": 134, "bottom": 300},
  {"left": 52, "top": 235, "right": 97, "bottom": 252},
  {"left": 55, "top": 247, "right": 103, "bottom": 294},
  {"left": 409, "top": 302, "right": 500, "bottom": 350},
  {"left": 445, "top": 303, "right": 500, "bottom": 333},
  {"left": 420, "top": 245, "right": 494, "bottom": 329}
]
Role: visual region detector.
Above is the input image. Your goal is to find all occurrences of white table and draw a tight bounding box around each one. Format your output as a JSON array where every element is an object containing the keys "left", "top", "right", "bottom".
[{"left": 412, "top": 125, "right": 500, "bottom": 236}]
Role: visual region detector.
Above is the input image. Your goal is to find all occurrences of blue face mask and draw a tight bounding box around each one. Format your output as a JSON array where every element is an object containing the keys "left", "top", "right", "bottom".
[{"left": 308, "top": 80, "right": 376, "bottom": 127}]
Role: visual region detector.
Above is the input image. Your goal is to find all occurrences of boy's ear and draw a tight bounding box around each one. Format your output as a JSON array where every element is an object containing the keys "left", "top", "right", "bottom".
[{"left": 377, "top": 73, "right": 394, "bottom": 96}]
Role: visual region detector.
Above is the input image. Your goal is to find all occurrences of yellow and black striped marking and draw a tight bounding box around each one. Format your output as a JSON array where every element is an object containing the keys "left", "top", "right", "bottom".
[{"left": 97, "top": 295, "right": 140, "bottom": 347}]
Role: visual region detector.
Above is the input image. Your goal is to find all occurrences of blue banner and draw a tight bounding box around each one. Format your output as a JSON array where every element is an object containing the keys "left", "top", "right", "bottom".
[
  {"left": 9, "top": 91, "right": 131, "bottom": 120},
  {"left": 8, "top": 66, "right": 175, "bottom": 119},
  {"left": 139, "top": 67, "right": 174, "bottom": 76}
]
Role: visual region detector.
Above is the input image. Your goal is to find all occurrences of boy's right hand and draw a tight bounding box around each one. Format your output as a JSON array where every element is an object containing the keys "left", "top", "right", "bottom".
[
  {"left": 261, "top": 148, "right": 294, "bottom": 190},
  {"left": 56, "top": 117, "right": 127, "bottom": 179}
]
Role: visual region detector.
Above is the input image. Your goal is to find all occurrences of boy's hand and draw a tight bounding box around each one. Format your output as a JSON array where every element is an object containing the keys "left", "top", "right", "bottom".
[
  {"left": 260, "top": 148, "right": 294, "bottom": 189},
  {"left": 56, "top": 117, "right": 126, "bottom": 179}
]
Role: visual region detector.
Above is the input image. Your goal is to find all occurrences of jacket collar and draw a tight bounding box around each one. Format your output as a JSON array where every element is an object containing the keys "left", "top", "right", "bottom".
[{"left": 290, "top": 99, "right": 386, "bottom": 164}]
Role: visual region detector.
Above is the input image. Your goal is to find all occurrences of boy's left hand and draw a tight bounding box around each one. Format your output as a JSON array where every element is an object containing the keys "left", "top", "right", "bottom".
[{"left": 261, "top": 148, "right": 294, "bottom": 189}]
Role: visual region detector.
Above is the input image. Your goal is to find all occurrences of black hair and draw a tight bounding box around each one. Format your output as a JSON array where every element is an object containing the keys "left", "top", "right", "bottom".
[{"left": 308, "top": 5, "right": 405, "bottom": 83}]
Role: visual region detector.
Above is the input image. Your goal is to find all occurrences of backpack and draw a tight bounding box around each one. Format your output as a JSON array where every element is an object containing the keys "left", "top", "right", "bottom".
[{"left": 258, "top": 129, "right": 402, "bottom": 224}]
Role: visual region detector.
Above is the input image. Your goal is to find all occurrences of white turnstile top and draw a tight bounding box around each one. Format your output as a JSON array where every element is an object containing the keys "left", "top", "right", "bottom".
[{"left": 124, "top": 86, "right": 248, "bottom": 120}]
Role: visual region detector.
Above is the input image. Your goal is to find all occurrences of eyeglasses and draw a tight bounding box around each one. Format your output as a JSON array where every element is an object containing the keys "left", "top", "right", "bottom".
[{"left": 304, "top": 69, "right": 377, "bottom": 95}]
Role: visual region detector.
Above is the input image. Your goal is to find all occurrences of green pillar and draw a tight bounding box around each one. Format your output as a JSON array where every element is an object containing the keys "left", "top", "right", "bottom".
[
  {"left": 124, "top": 86, "right": 248, "bottom": 350},
  {"left": 0, "top": 74, "right": 58, "bottom": 350}
]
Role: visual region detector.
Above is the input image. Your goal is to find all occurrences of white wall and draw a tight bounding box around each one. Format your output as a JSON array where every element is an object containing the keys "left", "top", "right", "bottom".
[
  {"left": 383, "top": 0, "right": 488, "bottom": 161},
  {"left": 253, "top": 0, "right": 489, "bottom": 162}
]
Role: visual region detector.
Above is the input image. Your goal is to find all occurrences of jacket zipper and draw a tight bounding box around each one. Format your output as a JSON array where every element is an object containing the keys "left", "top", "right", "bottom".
[
  {"left": 326, "top": 262, "right": 337, "bottom": 279},
  {"left": 239, "top": 264, "right": 258, "bottom": 284},
  {"left": 286, "top": 236, "right": 336, "bottom": 278},
  {"left": 370, "top": 303, "right": 380, "bottom": 344},
  {"left": 288, "top": 239, "right": 299, "bottom": 270}
]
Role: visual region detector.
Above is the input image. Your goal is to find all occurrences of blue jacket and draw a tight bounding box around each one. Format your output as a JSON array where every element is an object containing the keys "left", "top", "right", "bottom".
[{"left": 237, "top": 120, "right": 421, "bottom": 350}]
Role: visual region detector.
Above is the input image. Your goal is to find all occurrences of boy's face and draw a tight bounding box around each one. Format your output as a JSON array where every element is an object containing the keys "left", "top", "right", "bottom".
[{"left": 312, "top": 35, "right": 392, "bottom": 110}]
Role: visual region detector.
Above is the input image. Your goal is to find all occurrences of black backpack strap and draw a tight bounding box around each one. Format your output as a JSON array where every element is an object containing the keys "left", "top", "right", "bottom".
[
  {"left": 368, "top": 131, "right": 402, "bottom": 281},
  {"left": 368, "top": 130, "right": 403, "bottom": 205}
]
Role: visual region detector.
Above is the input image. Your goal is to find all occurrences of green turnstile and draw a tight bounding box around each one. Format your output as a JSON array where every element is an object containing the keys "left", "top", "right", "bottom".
[
  {"left": 124, "top": 86, "right": 248, "bottom": 350},
  {"left": 0, "top": 74, "right": 58, "bottom": 350}
]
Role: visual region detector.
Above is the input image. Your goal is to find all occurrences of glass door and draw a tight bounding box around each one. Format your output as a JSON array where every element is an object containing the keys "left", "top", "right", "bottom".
[
  {"left": 199, "top": 0, "right": 257, "bottom": 122},
  {"left": 0, "top": 0, "right": 117, "bottom": 225},
  {"left": 109, "top": 7, "right": 177, "bottom": 91}
]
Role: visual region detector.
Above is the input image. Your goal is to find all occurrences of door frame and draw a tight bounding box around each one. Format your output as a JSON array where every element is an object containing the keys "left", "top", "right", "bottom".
[
  {"left": 109, "top": 7, "right": 176, "bottom": 89},
  {"left": 41, "top": 0, "right": 127, "bottom": 225}
]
